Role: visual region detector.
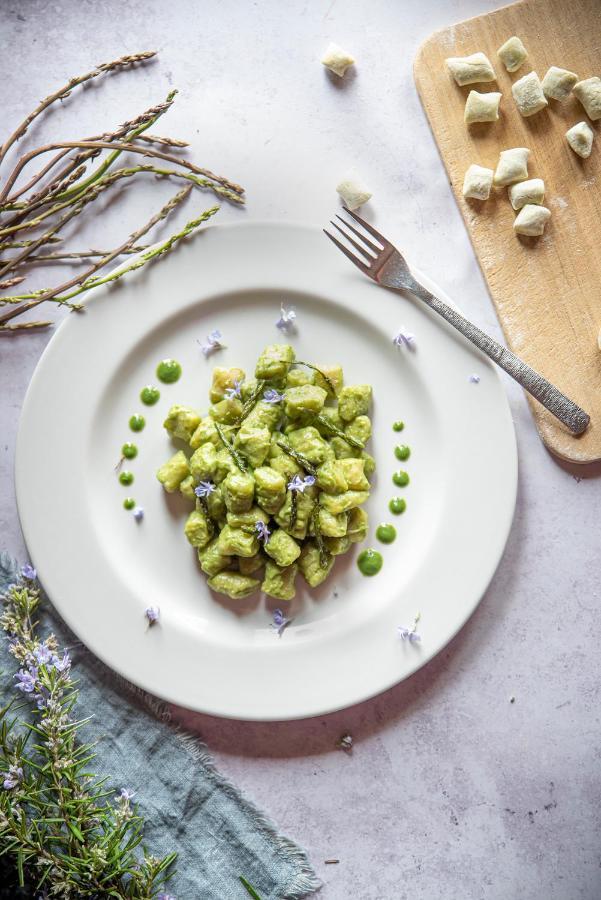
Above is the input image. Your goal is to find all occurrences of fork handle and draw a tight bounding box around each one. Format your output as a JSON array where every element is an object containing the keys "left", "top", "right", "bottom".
[{"left": 409, "top": 282, "right": 590, "bottom": 435}]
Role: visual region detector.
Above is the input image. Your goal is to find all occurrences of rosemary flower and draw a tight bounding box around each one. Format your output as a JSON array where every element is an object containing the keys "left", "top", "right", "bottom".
[
  {"left": 255, "top": 521, "right": 271, "bottom": 544},
  {"left": 194, "top": 480, "right": 216, "bottom": 498},
  {"left": 20, "top": 564, "right": 37, "bottom": 580},
  {"left": 133, "top": 505, "right": 145, "bottom": 521},
  {"left": 271, "top": 608, "right": 293, "bottom": 637},
  {"left": 393, "top": 329, "right": 415, "bottom": 349},
  {"left": 3, "top": 765, "right": 23, "bottom": 790},
  {"left": 224, "top": 379, "right": 243, "bottom": 399},
  {"left": 276, "top": 304, "right": 297, "bottom": 331},
  {"left": 398, "top": 612, "right": 421, "bottom": 643},
  {"left": 145, "top": 607, "right": 160, "bottom": 626},
  {"left": 14, "top": 667, "right": 37, "bottom": 693},
  {"left": 263, "top": 388, "right": 284, "bottom": 404},
  {"left": 198, "top": 328, "right": 225, "bottom": 356},
  {"left": 288, "top": 474, "right": 315, "bottom": 493},
  {"left": 469, "top": 373, "right": 481, "bottom": 383}
]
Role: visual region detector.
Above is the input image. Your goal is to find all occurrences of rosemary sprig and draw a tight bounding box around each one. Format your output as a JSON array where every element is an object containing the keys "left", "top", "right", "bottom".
[
  {"left": 237, "top": 379, "right": 266, "bottom": 422},
  {"left": 310, "top": 504, "right": 330, "bottom": 569},
  {"left": 295, "top": 360, "right": 337, "bottom": 396},
  {"left": 314, "top": 414, "right": 363, "bottom": 450},
  {"left": 240, "top": 875, "right": 263, "bottom": 899},
  {"left": 0, "top": 320, "right": 53, "bottom": 332},
  {"left": 276, "top": 438, "right": 317, "bottom": 477},
  {"left": 214, "top": 422, "right": 248, "bottom": 472},
  {"left": 0, "top": 572, "right": 178, "bottom": 895}
]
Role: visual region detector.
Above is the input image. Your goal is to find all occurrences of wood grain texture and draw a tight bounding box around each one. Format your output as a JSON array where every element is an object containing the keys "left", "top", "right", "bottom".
[{"left": 414, "top": 0, "right": 601, "bottom": 463}]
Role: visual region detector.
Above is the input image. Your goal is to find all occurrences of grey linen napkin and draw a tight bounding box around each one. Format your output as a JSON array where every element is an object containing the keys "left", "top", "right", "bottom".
[{"left": 0, "top": 552, "right": 321, "bottom": 900}]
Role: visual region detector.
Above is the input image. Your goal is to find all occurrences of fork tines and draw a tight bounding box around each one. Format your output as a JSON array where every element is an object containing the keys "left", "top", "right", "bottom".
[{"left": 323, "top": 208, "right": 387, "bottom": 275}]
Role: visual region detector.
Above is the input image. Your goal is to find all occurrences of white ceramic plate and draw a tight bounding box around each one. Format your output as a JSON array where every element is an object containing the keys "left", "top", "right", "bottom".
[{"left": 16, "top": 222, "right": 516, "bottom": 720}]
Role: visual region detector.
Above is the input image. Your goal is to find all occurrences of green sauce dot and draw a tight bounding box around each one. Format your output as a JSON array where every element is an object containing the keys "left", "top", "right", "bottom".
[
  {"left": 393, "top": 421, "right": 405, "bottom": 432},
  {"left": 122, "top": 443, "right": 138, "bottom": 460},
  {"left": 129, "top": 414, "right": 146, "bottom": 433},
  {"left": 123, "top": 498, "right": 136, "bottom": 510},
  {"left": 357, "top": 548, "right": 383, "bottom": 577},
  {"left": 140, "top": 385, "right": 160, "bottom": 406},
  {"left": 376, "top": 523, "right": 397, "bottom": 544},
  {"left": 157, "top": 359, "right": 182, "bottom": 384},
  {"left": 389, "top": 497, "right": 406, "bottom": 515},
  {"left": 119, "top": 471, "right": 134, "bottom": 486},
  {"left": 392, "top": 470, "right": 410, "bottom": 487},
  {"left": 395, "top": 444, "right": 411, "bottom": 461}
]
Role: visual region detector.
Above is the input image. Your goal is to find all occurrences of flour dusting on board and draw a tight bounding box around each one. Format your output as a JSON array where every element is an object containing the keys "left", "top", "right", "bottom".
[{"left": 551, "top": 196, "right": 568, "bottom": 210}]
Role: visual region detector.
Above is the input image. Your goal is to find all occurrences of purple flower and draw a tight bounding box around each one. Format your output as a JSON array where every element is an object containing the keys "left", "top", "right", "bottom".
[
  {"left": 398, "top": 626, "right": 421, "bottom": 642},
  {"left": 469, "top": 374, "right": 480, "bottom": 384},
  {"left": 224, "top": 380, "right": 243, "bottom": 400},
  {"left": 255, "top": 521, "right": 271, "bottom": 544},
  {"left": 276, "top": 304, "right": 297, "bottom": 331},
  {"left": 145, "top": 607, "right": 160, "bottom": 626},
  {"left": 132, "top": 506, "right": 145, "bottom": 522},
  {"left": 119, "top": 787, "right": 136, "bottom": 801},
  {"left": 287, "top": 474, "right": 316, "bottom": 493},
  {"left": 33, "top": 645, "right": 54, "bottom": 665},
  {"left": 198, "top": 329, "right": 225, "bottom": 357},
  {"left": 14, "top": 668, "right": 38, "bottom": 693},
  {"left": 53, "top": 652, "right": 71, "bottom": 674},
  {"left": 393, "top": 329, "right": 415, "bottom": 350},
  {"left": 157, "top": 894, "right": 177, "bottom": 900},
  {"left": 271, "top": 608, "right": 293, "bottom": 637},
  {"left": 194, "top": 481, "right": 216, "bottom": 499},
  {"left": 263, "top": 388, "right": 284, "bottom": 404},
  {"left": 3, "top": 765, "right": 23, "bottom": 790},
  {"left": 21, "top": 564, "right": 37, "bottom": 581}
]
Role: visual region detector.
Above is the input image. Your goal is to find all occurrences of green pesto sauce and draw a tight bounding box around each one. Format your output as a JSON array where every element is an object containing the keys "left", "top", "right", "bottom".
[
  {"left": 357, "top": 548, "right": 383, "bottom": 576},
  {"left": 394, "top": 444, "right": 411, "bottom": 461},
  {"left": 392, "top": 421, "right": 405, "bottom": 432},
  {"left": 376, "top": 523, "right": 397, "bottom": 544},
  {"left": 129, "top": 414, "right": 146, "bottom": 432},
  {"left": 119, "top": 471, "right": 134, "bottom": 486},
  {"left": 392, "top": 470, "right": 410, "bottom": 487},
  {"left": 123, "top": 497, "right": 136, "bottom": 510},
  {"left": 156, "top": 359, "right": 182, "bottom": 384},
  {"left": 122, "top": 442, "right": 138, "bottom": 460},
  {"left": 389, "top": 497, "right": 406, "bottom": 515},
  {"left": 140, "top": 385, "right": 160, "bottom": 406}
]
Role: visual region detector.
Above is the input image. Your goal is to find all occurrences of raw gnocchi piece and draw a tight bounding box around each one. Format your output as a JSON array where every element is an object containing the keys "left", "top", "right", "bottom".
[
  {"left": 493, "top": 147, "right": 530, "bottom": 186},
  {"left": 321, "top": 42, "right": 355, "bottom": 77},
  {"left": 445, "top": 52, "right": 496, "bottom": 86},
  {"left": 464, "top": 90, "right": 502, "bottom": 123},
  {"left": 513, "top": 204, "right": 551, "bottom": 237},
  {"left": 512, "top": 72, "right": 548, "bottom": 117},
  {"left": 508, "top": 178, "right": 545, "bottom": 210},
  {"left": 462, "top": 164, "right": 494, "bottom": 200},
  {"left": 336, "top": 169, "right": 372, "bottom": 210},
  {"left": 497, "top": 36, "right": 527, "bottom": 73},
  {"left": 573, "top": 77, "right": 601, "bottom": 121},
  {"left": 566, "top": 121, "right": 594, "bottom": 158},
  {"left": 541, "top": 66, "right": 578, "bottom": 102}
]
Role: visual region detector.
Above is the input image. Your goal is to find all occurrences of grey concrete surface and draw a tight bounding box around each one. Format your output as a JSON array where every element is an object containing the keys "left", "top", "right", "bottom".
[{"left": 1, "top": 2, "right": 600, "bottom": 898}]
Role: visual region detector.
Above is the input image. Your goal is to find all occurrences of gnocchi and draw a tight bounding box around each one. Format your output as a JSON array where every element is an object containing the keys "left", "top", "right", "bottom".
[
  {"left": 321, "top": 42, "right": 355, "bottom": 78},
  {"left": 513, "top": 204, "right": 551, "bottom": 236},
  {"left": 512, "top": 72, "right": 548, "bottom": 117},
  {"left": 493, "top": 147, "right": 530, "bottom": 186},
  {"left": 573, "top": 76, "right": 601, "bottom": 121},
  {"left": 497, "top": 36, "right": 528, "bottom": 73},
  {"left": 541, "top": 66, "right": 578, "bottom": 102},
  {"left": 508, "top": 178, "right": 545, "bottom": 210},
  {"left": 464, "top": 90, "right": 502, "bottom": 124},
  {"left": 157, "top": 346, "right": 374, "bottom": 601},
  {"left": 566, "top": 121, "right": 594, "bottom": 158},
  {"left": 336, "top": 169, "right": 372, "bottom": 210},
  {"left": 445, "top": 52, "right": 496, "bottom": 86},
  {"left": 462, "top": 164, "right": 494, "bottom": 200}
]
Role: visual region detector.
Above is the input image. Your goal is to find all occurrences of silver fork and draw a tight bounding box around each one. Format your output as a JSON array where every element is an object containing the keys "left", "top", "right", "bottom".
[{"left": 324, "top": 210, "right": 590, "bottom": 436}]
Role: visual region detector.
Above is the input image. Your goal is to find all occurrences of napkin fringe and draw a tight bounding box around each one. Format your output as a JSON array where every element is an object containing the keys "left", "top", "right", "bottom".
[{"left": 117, "top": 678, "right": 322, "bottom": 899}]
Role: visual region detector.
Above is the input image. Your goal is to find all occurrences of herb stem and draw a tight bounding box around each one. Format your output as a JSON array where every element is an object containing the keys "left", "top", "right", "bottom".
[{"left": 215, "top": 422, "right": 248, "bottom": 472}]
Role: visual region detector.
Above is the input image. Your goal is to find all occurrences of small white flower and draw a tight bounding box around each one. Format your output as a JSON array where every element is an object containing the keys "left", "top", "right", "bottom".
[
  {"left": 276, "top": 304, "right": 297, "bottom": 332},
  {"left": 198, "top": 329, "right": 225, "bottom": 357}
]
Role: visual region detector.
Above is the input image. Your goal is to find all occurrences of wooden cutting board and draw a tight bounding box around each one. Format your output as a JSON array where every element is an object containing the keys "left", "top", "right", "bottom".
[{"left": 414, "top": 0, "right": 601, "bottom": 464}]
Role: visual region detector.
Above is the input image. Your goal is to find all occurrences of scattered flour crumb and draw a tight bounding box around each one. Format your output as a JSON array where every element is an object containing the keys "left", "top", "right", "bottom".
[{"left": 551, "top": 196, "right": 568, "bottom": 210}]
